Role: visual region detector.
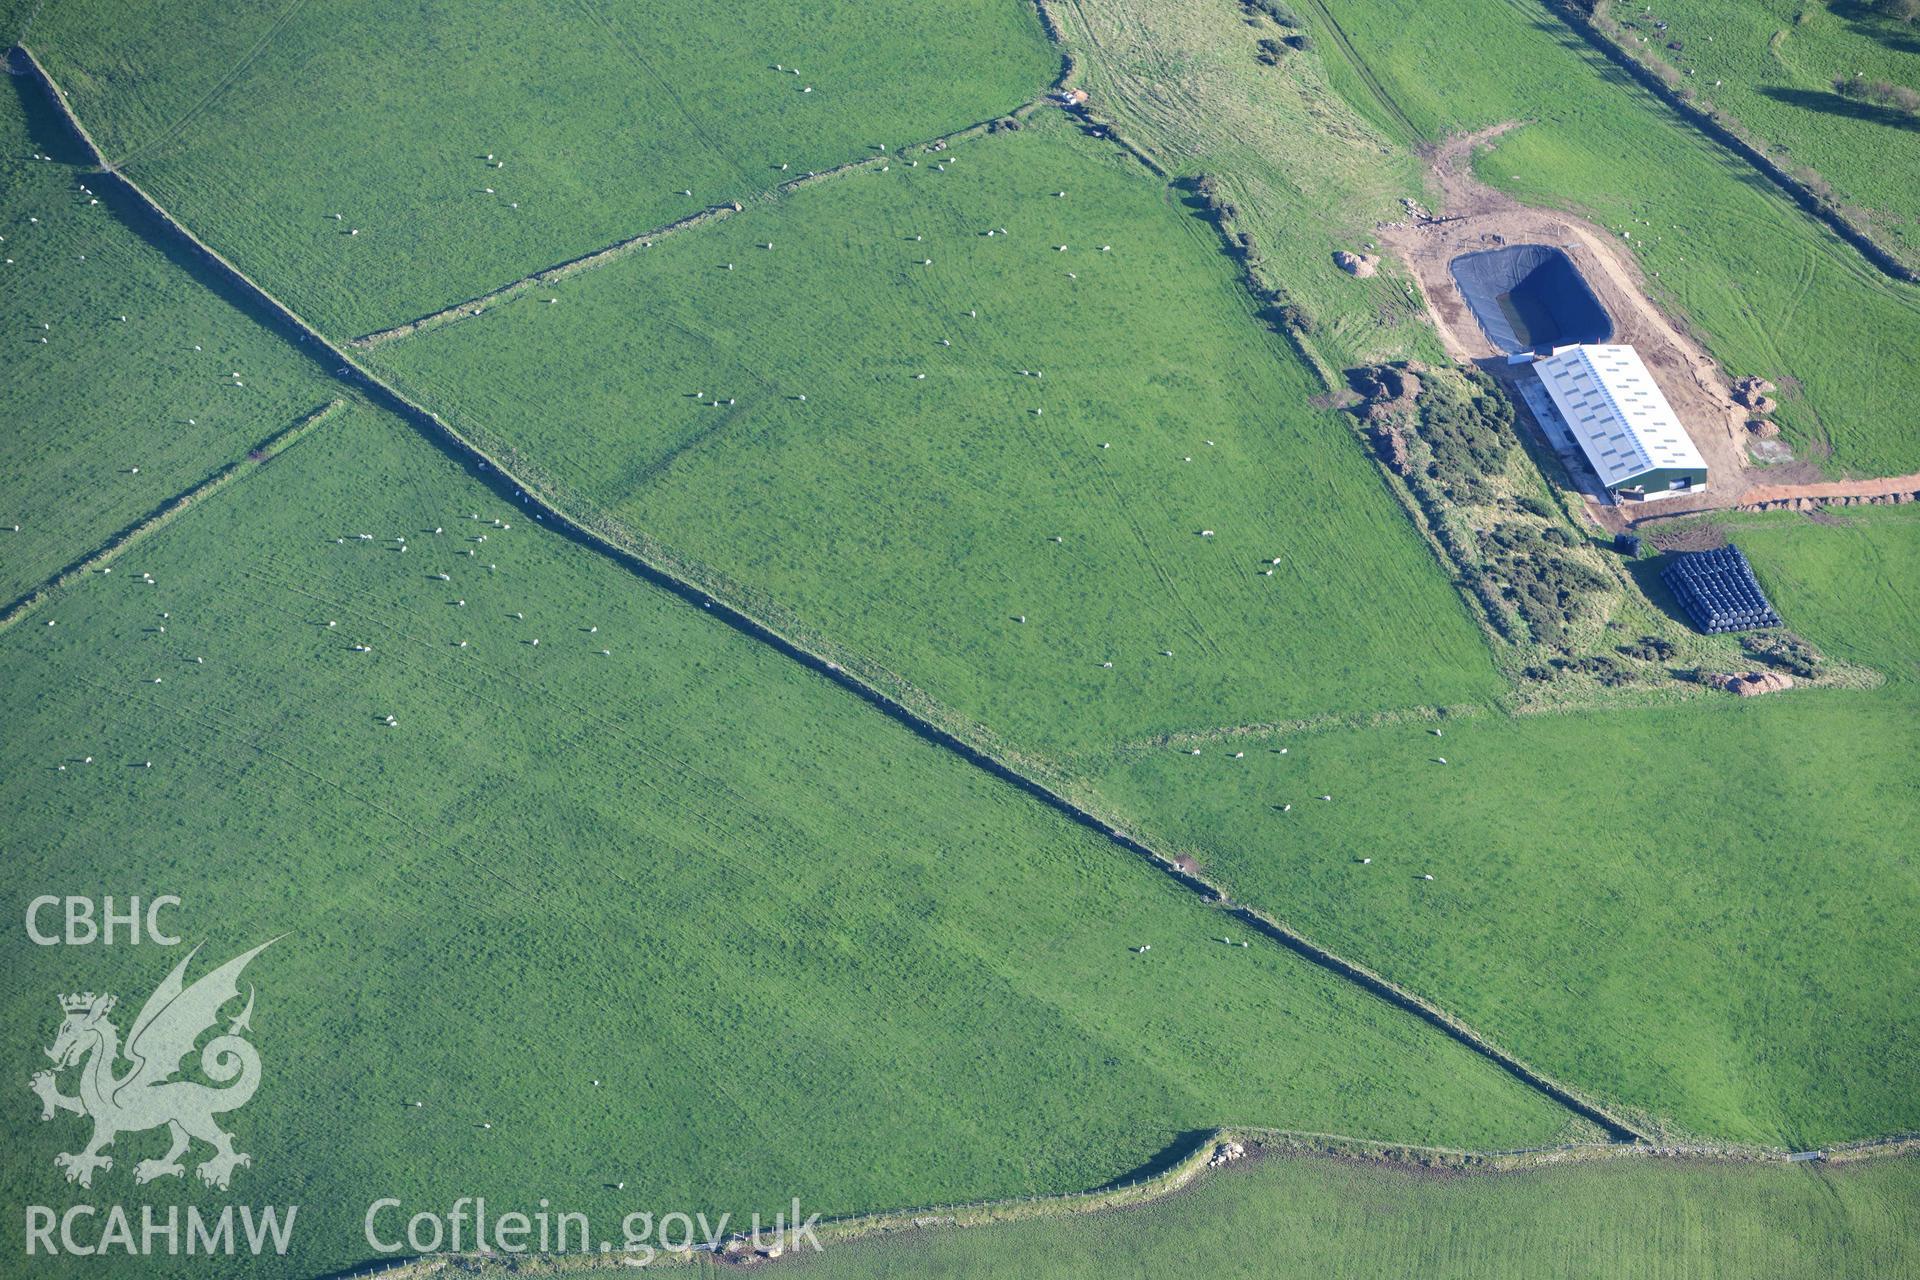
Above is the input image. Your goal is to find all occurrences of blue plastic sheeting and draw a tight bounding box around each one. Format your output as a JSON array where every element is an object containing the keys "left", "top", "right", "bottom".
[{"left": 1448, "top": 244, "right": 1613, "bottom": 354}]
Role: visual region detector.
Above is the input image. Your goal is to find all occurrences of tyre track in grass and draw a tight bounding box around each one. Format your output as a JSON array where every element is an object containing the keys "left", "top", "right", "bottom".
[
  {"left": 107, "top": 0, "right": 312, "bottom": 171},
  {"left": 887, "top": 206, "right": 1220, "bottom": 662},
  {"left": 225, "top": 561, "right": 822, "bottom": 886},
  {"left": 16, "top": 39, "right": 1649, "bottom": 1146},
  {"left": 1290, "top": 0, "right": 1422, "bottom": 146},
  {"left": 569, "top": 0, "right": 758, "bottom": 194},
  {"left": 43, "top": 654, "right": 509, "bottom": 910}
]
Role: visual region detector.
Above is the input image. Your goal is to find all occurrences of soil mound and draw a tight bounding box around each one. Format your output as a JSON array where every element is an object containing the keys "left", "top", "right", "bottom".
[
  {"left": 1334, "top": 250, "right": 1379, "bottom": 277},
  {"left": 1724, "top": 670, "right": 1793, "bottom": 696}
]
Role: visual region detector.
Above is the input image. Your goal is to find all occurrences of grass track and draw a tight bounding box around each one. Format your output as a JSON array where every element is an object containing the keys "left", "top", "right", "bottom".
[
  {"left": 1047, "top": 0, "right": 1447, "bottom": 370},
  {"left": 1290, "top": 0, "right": 1419, "bottom": 144},
  {"left": 3, "top": 7, "right": 1904, "bottom": 1274}
]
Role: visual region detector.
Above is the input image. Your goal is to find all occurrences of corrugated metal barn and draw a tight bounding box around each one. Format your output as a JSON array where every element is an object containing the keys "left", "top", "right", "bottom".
[{"left": 1531, "top": 345, "right": 1708, "bottom": 501}]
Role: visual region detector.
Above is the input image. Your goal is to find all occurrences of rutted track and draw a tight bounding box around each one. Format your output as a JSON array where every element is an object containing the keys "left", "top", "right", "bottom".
[
  {"left": 1292, "top": 0, "right": 1421, "bottom": 145},
  {"left": 106, "top": 0, "right": 311, "bottom": 171},
  {"left": 16, "top": 39, "right": 1648, "bottom": 1147}
]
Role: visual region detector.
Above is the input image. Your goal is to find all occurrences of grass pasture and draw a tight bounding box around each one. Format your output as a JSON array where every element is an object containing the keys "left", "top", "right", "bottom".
[
  {"left": 1614, "top": 0, "right": 1920, "bottom": 269},
  {"left": 0, "top": 403, "right": 1575, "bottom": 1277},
  {"left": 5, "top": 5, "right": 1918, "bottom": 1275},
  {"left": 786, "top": 1154, "right": 1920, "bottom": 1279},
  {"left": 0, "top": 72, "right": 337, "bottom": 606},
  {"left": 1094, "top": 689, "right": 1920, "bottom": 1147},
  {"left": 368, "top": 111, "right": 1501, "bottom": 762},
  {"left": 1290, "top": 0, "right": 1920, "bottom": 478},
  {"left": 1627, "top": 502, "right": 1920, "bottom": 681},
  {"left": 1091, "top": 506, "right": 1920, "bottom": 1146},
  {"left": 1039, "top": 0, "right": 1448, "bottom": 370},
  {"left": 1717, "top": 504, "right": 1920, "bottom": 681},
  {"left": 23, "top": 0, "right": 1059, "bottom": 337}
]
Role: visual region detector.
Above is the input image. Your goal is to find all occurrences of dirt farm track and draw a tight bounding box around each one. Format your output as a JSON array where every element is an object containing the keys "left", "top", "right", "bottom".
[{"left": 1379, "top": 127, "right": 1920, "bottom": 528}]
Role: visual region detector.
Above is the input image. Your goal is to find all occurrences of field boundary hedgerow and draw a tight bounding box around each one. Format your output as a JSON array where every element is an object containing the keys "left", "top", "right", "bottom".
[
  {"left": 0, "top": 397, "right": 345, "bottom": 630},
  {"left": 308, "top": 1127, "right": 1920, "bottom": 1278},
  {"left": 1035, "top": 1, "right": 1172, "bottom": 178},
  {"left": 15, "top": 39, "right": 1655, "bottom": 1150},
  {"left": 1545, "top": 0, "right": 1919, "bottom": 284}
]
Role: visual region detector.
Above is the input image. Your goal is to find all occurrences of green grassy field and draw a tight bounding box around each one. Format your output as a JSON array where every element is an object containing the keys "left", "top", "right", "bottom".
[
  {"left": 2, "top": 0, "right": 33, "bottom": 42},
  {"left": 1289, "top": 0, "right": 1920, "bottom": 478},
  {"left": 22, "top": 0, "right": 1059, "bottom": 337},
  {"left": 8, "top": 4, "right": 1919, "bottom": 1274},
  {"left": 0, "top": 74, "right": 337, "bottom": 605},
  {"left": 1090, "top": 508, "right": 1920, "bottom": 1146},
  {"left": 1716, "top": 505, "right": 1920, "bottom": 679},
  {"left": 784, "top": 1154, "right": 1920, "bottom": 1279},
  {"left": 0, "top": 403, "right": 1574, "bottom": 1277},
  {"left": 1040, "top": 0, "right": 1448, "bottom": 370},
  {"left": 1619, "top": 0, "right": 1920, "bottom": 268},
  {"left": 367, "top": 112, "right": 1501, "bottom": 761}
]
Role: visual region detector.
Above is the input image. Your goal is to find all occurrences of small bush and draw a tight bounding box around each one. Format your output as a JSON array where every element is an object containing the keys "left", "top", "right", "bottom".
[
  {"left": 1618, "top": 635, "right": 1675, "bottom": 662},
  {"left": 1834, "top": 75, "right": 1920, "bottom": 117},
  {"left": 1411, "top": 366, "right": 1515, "bottom": 505},
  {"left": 1242, "top": 0, "right": 1302, "bottom": 25},
  {"left": 1481, "top": 521, "right": 1607, "bottom": 647},
  {"left": 1269, "top": 302, "right": 1316, "bottom": 336},
  {"left": 1741, "top": 631, "right": 1821, "bottom": 678},
  {"left": 1552, "top": 653, "right": 1635, "bottom": 686}
]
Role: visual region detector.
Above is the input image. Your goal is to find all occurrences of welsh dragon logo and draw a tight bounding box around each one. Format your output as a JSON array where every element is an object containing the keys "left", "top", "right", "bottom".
[{"left": 29, "top": 940, "right": 275, "bottom": 1190}]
